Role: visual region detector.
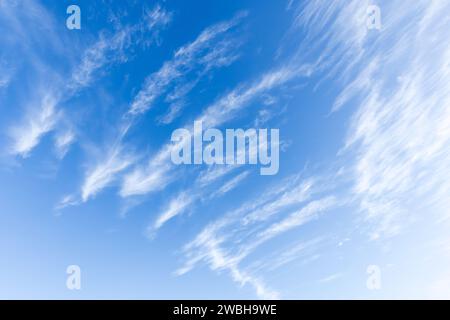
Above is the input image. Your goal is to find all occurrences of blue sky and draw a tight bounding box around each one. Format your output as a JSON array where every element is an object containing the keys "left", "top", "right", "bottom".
[{"left": 1, "top": 0, "right": 450, "bottom": 299}]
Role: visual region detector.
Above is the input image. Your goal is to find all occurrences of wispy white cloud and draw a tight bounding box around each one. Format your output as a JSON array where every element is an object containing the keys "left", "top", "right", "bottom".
[
  {"left": 0, "top": 0, "right": 66, "bottom": 56},
  {"left": 145, "top": 166, "right": 248, "bottom": 233},
  {"left": 176, "top": 225, "right": 280, "bottom": 299},
  {"left": 121, "top": 63, "right": 312, "bottom": 198},
  {"left": 54, "top": 129, "right": 75, "bottom": 159},
  {"left": 242, "top": 178, "right": 313, "bottom": 225},
  {"left": 157, "top": 101, "right": 185, "bottom": 125},
  {"left": 54, "top": 194, "right": 80, "bottom": 211},
  {"left": 151, "top": 192, "right": 193, "bottom": 232},
  {"left": 318, "top": 272, "right": 343, "bottom": 284},
  {"left": 176, "top": 173, "right": 338, "bottom": 298},
  {"left": 76, "top": 12, "right": 247, "bottom": 203},
  {"left": 7, "top": 0, "right": 449, "bottom": 299},
  {"left": 0, "top": 1, "right": 69, "bottom": 157},
  {"left": 265, "top": 237, "right": 324, "bottom": 271},
  {"left": 69, "top": 5, "right": 171, "bottom": 93},
  {"left": 68, "top": 29, "right": 132, "bottom": 92},
  {"left": 285, "top": 0, "right": 450, "bottom": 240},
  {"left": 119, "top": 162, "right": 172, "bottom": 198},
  {"left": 140, "top": 4, "right": 173, "bottom": 46},
  {"left": 257, "top": 197, "right": 337, "bottom": 242},
  {"left": 210, "top": 171, "right": 250, "bottom": 199},
  {"left": 81, "top": 145, "right": 135, "bottom": 202},
  {"left": 20, "top": 5, "right": 172, "bottom": 207},
  {"left": 176, "top": 0, "right": 450, "bottom": 298},
  {"left": 289, "top": 0, "right": 370, "bottom": 78},
  {"left": 6, "top": 3, "right": 172, "bottom": 160},
  {"left": 129, "top": 11, "right": 247, "bottom": 116},
  {"left": 8, "top": 93, "right": 60, "bottom": 158},
  {"left": 197, "top": 64, "right": 313, "bottom": 129},
  {"left": 197, "top": 165, "right": 239, "bottom": 187}
]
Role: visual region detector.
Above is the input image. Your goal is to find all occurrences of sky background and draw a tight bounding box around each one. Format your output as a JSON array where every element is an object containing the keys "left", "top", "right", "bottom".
[{"left": 0, "top": 0, "right": 449, "bottom": 299}]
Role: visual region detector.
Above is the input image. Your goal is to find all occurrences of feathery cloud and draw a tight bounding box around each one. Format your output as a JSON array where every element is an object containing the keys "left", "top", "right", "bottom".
[
  {"left": 81, "top": 144, "right": 136, "bottom": 202},
  {"left": 78, "top": 12, "right": 247, "bottom": 203},
  {"left": 210, "top": 171, "right": 250, "bottom": 199},
  {"left": 128, "top": 11, "right": 247, "bottom": 116},
  {"left": 176, "top": 174, "right": 337, "bottom": 298},
  {"left": 8, "top": 94, "right": 60, "bottom": 158},
  {"left": 120, "top": 63, "right": 312, "bottom": 198},
  {"left": 152, "top": 192, "right": 193, "bottom": 231},
  {"left": 54, "top": 129, "right": 75, "bottom": 159},
  {"left": 6, "top": 3, "right": 172, "bottom": 160}
]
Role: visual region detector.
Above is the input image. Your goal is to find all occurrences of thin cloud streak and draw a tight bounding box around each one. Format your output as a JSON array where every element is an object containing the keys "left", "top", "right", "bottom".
[
  {"left": 128, "top": 11, "right": 247, "bottom": 116},
  {"left": 7, "top": 3, "right": 172, "bottom": 160},
  {"left": 176, "top": 173, "right": 339, "bottom": 298},
  {"left": 81, "top": 145, "right": 136, "bottom": 202},
  {"left": 80, "top": 12, "right": 247, "bottom": 203},
  {"left": 120, "top": 63, "right": 313, "bottom": 198},
  {"left": 8, "top": 94, "right": 60, "bottom": 158}
]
